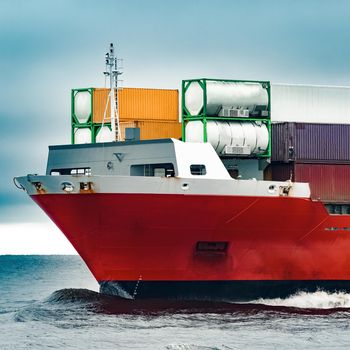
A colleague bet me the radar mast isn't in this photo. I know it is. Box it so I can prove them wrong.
[104,43,123,141]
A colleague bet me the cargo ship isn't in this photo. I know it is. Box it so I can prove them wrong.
[14,44,350,301]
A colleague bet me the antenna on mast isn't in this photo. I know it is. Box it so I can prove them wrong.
[103,43,123,141]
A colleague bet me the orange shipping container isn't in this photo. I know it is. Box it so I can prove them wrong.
[119,121,137,140]
[119,88,179,121]
[119,120,181,140]
[92,88,179,123]
[137,120,181,140]
[93,88,113,124]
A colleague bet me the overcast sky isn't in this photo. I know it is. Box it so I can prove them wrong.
[1,0,350,253]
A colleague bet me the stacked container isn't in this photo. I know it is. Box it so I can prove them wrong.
[269,122,350,208]
[267,83,350,210]
[270,84,350,124]
[71,87,181,144]
[182,78,271,158]
[72,89,94,143]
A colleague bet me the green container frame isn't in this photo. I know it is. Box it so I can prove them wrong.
[71,88,94,144]
[93,123,112,143]
[181,78,272,158]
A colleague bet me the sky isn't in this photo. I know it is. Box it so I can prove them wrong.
[1,0,350,253]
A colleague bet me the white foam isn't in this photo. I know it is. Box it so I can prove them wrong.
[165,345,221,350]
[253,290,350,309]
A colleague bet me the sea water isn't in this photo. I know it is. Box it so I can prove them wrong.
[1,255,350,350]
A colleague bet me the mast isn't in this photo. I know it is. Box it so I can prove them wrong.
[104,43,122,141]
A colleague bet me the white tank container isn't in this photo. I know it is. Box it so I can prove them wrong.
[255,122,270,153]
[185,121,269,155]
[185,81,268,116]
[74,91,91,124]
[95,126,114,143]
[74,128,91,144]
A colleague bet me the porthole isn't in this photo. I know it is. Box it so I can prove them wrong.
[268,185,276,194]
[181,183,189,191]
[61,182,74,193]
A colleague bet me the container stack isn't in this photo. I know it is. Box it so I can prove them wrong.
[71,87,181,144]
[182,78,271,158]
[268,83,350,213]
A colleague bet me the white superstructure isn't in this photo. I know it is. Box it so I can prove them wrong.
[15,138,310,199]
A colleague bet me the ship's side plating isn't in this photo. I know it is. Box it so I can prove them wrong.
[15,139,350,301]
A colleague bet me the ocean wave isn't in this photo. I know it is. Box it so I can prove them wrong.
[45,289,350,314]
[46,288,105,304]
[12,288,350,324]
[252,290,350,309]
[165,345,232,350]
[13,289,100,324]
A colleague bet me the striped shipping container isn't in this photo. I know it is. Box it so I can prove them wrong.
[119,121,138,140]
[92,88,179,123]
[265,162,294,182]
[120,121,181,140]
[119,88,179,121]
[269,162,350,203]
[93,88,113,124]
[272,122,350,163]
[135,120,181,140]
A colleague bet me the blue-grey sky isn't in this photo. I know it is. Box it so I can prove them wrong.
[1,0,350,251]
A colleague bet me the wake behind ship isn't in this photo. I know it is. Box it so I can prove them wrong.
[14,44,350,301]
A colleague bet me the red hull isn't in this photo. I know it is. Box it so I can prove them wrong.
[32,193,350,282]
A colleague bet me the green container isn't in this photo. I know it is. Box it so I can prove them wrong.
[71,88,94,144]
[182,78,271,158]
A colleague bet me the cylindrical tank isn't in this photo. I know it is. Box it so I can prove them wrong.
[240,123,257,153]
[74,128,92,144]
[185,121,269,155]
[254,122,270,153]
[217,122,233,153]
[95,126,115,143]
[185,81,269,116]
[228,122,245,148]
[74,91,91,124]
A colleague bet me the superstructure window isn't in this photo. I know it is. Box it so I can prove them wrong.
[325,204,350,215]
[130,163,175,177]
[190,164,206,175]
[154,168,166,177]
[71,168,85,175]
[50,167,91,176]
